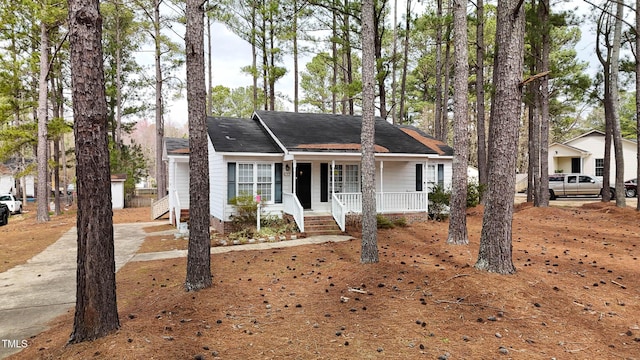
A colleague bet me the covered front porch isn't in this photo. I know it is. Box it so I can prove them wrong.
[281,158,430,233]
[283,191,428,233]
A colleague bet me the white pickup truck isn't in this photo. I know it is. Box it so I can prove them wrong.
[0,193,22,214]
[548,174,614,200]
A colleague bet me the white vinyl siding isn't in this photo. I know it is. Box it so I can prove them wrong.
[209,139,225,220]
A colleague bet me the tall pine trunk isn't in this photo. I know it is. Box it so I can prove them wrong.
[155,0,166,199]
[475,0,488,191]
[185,0,212,291]
[360,0,378,264]
[636,0,640,211]
[475,0,525,274]
[68,0,119,342]
[611,0,625,207]
[36,22,50,223]
[447,0,469,245]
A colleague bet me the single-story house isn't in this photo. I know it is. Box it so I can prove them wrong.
[548,130,637,182]
[163,110,454,234]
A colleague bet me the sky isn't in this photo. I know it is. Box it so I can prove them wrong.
[160,2,603,127]
[162,21,307,126]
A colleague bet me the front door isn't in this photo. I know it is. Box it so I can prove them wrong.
[296,163,312,209]
[571,158,581,173]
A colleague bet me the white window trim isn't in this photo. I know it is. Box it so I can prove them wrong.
[330,163,360,194]
[236,162,275,204]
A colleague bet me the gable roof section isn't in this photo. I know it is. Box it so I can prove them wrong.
[254,110,439,155]
[207,116,283,153]
[398,125,454,156]
[548,142,590,156]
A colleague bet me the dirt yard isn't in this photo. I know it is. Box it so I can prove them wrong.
[2,200,640,359]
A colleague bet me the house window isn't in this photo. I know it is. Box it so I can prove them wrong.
[237,163,254,197]
[231,162,276,203]
[426,164,445,188]
[595,158,604,176]
[329,164,360,194]
[257,164,273,201]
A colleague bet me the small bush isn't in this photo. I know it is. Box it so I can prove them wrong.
[428,184,450,221]
[376,214,395,229]
[466,182,486,208]
[393,217,408,227]
[229,194,261,232]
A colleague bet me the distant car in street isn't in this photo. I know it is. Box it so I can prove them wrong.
[0,194,22,214]
[0,202,8,226]
[625,178,637,197]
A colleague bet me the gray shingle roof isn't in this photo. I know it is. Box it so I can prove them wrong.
[165,138,189,155]
[254,110,440,155]
[170,112,452,157]
[207,116,283,153]
[397,125,454,156]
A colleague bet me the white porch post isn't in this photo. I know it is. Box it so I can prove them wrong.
[331,160,335,195]
[424,161,428,212]
[170,157,176,224]
[293,160,297,194]
[379,160,384,212]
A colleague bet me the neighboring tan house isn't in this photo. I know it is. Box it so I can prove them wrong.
[548,130,637,182]
[161,110,454,234]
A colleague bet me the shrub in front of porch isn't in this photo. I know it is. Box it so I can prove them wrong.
[227,194,299,242]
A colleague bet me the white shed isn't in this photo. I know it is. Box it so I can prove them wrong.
[111,174,127,209]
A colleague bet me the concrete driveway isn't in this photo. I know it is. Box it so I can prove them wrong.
[0,221,353,359]
[0,222,155,359]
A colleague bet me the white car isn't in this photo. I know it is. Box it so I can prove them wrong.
[0,194,22,214]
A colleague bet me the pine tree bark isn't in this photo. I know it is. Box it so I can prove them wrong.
[475,0,488,191]
[636,0,640,211]
[185,0,212,291]
[154,0,166,199]
[434,0,444,141]
[447,0,469,245]
[68,0,119,342]
[475,0,525,274]
[611,0,625,207]
[360,0,378,264]
[36,21,50,223]
[538,0,550,207]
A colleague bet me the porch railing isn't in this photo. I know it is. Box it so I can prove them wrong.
[151,195,169,220]
[333,192,428,214]
[331,193,346,232]
[173,190,182,229]
[283,192,304,232]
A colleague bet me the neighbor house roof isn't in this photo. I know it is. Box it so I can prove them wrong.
[165,138,190,156]
[0,164,11,175]
[207,116,283,154]
[110,173,127,182]
[548,142,591,156]
[253,110,441,155]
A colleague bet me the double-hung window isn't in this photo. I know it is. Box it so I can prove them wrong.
[595,158,604,177]
[329,164,360,194]
[229,162,278,203]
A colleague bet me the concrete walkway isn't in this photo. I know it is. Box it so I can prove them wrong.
[0,221,353,359]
